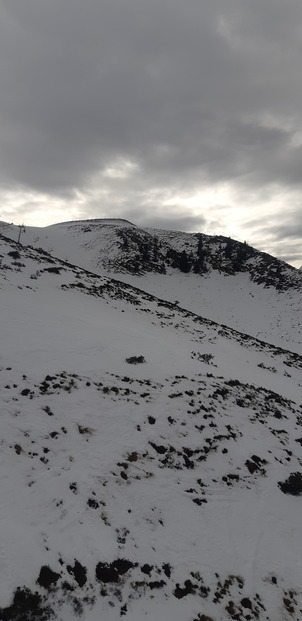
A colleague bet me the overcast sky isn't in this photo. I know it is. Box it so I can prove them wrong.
[1,1,302,267]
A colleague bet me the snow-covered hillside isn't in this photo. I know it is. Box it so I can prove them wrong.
[1,231,302,620]
[1,219,301,353]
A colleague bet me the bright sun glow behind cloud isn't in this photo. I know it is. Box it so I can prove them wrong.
[1,180,301,268]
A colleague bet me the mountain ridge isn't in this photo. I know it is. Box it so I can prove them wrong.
[1,218,300,286]
[1,218,300,353]
[0,231,300,366]
[0,223,302,620]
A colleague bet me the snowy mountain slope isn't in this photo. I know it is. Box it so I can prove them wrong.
[1,219,300,353]
[1,234,302,621]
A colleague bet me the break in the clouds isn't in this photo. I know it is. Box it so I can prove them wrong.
[0,0,302,266]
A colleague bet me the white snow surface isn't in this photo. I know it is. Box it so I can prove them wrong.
[0,224,302,620]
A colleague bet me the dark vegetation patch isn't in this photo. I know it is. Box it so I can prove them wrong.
[282,589,298,615]
[148,580,166,590]
[43,405,53,416]
[221,473,241,487]
[245,455,267,476]
[87,498,99,509]
[7,250,21,260]
[36,566,61,589]
[67,561,87,587]
[125,355,146,364]
[43,267,62,274]
[49,431,59,439]
[127,451,139,462]
[163,563,172,578]
[192,352,216,365]
[95,563,118,584]
[21,388,31,396]
[174,579,198,599]
[257,362,277,373]
[115,228,166,274]
[149,441,168,455]
[241,597,252,609]
[95,560,136,583]
[77,424,93,435]
[192,498,208,506]
[213,575,244,604]
[141,564,153,575]
[0,551,296,621]
[174,573,210,600]
[278,472,302,495]
[0,587,54,621]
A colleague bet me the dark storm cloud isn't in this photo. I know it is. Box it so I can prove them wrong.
[231,204,302,268]
[272,222,302,241]
[142,214,207,232]
[95,203,207,233]
[1,0,302,195]
[256,218,302,264]
[1,0,302,267]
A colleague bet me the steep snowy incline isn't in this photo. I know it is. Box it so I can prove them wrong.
[1,235,302,620]
[116,269,302,355]
[0,219,301,354]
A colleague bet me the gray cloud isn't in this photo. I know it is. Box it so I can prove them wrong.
[0,1,302,265]
[89,202,207,233]
[272,222,302,241]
